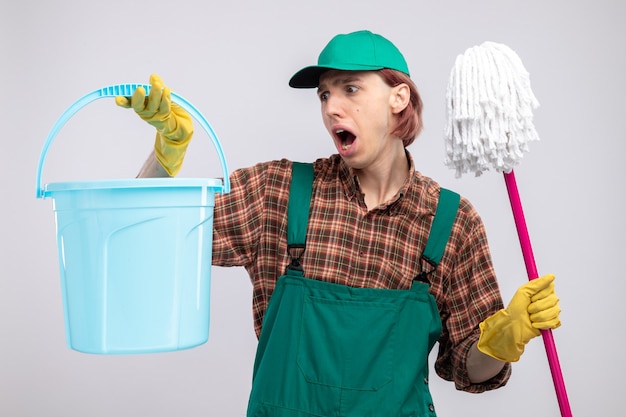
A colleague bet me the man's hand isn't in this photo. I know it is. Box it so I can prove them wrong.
[478,274,561,362]
[116,74,193,176]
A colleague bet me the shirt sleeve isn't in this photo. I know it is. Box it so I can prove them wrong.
[211,162,269,268]
[433,198,512,392]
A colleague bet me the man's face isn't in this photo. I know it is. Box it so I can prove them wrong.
[317,70,401,170]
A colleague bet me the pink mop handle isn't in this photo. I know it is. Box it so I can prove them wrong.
[503,170,572,417]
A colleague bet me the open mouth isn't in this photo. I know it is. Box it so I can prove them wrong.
[335,129,356,150]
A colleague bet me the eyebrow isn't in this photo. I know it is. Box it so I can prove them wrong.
[318,75,364,93]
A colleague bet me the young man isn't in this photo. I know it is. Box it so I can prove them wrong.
[119,30,560,417]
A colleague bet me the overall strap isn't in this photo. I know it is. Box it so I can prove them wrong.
[285,165,458,277]
[422,188,461,267]
[286,162,314,274]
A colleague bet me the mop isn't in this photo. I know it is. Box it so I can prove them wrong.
[444,42,572,417]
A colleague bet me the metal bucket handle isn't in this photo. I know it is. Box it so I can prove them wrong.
[36,83,230,198]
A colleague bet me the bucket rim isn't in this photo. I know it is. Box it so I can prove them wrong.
[42,177,223,197]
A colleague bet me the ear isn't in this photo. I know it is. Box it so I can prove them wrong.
[390,83,410,114]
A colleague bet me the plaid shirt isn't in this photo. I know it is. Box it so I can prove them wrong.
[212,152,510,393]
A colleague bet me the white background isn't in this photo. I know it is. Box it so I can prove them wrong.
[2,1,624,416]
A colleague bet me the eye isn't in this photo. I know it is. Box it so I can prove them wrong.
[318,91,329,101]
[346,85,359,93]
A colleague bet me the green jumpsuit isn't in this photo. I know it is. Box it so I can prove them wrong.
[247,163,459,417]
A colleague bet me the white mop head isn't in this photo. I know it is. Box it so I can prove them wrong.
[444,42,540,177]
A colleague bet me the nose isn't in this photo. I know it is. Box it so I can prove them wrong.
[323,94,344,119]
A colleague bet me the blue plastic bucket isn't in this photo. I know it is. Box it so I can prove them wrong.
[36,84,230,354]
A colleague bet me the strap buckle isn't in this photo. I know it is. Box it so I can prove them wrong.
[413,256,436,285]
[286,244,306,274]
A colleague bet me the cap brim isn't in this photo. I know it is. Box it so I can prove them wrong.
[289,66,332,89]
[289,63,387,88]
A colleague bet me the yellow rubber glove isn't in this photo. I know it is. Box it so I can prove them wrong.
[115,74,193,176]
[477,274,561,362]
